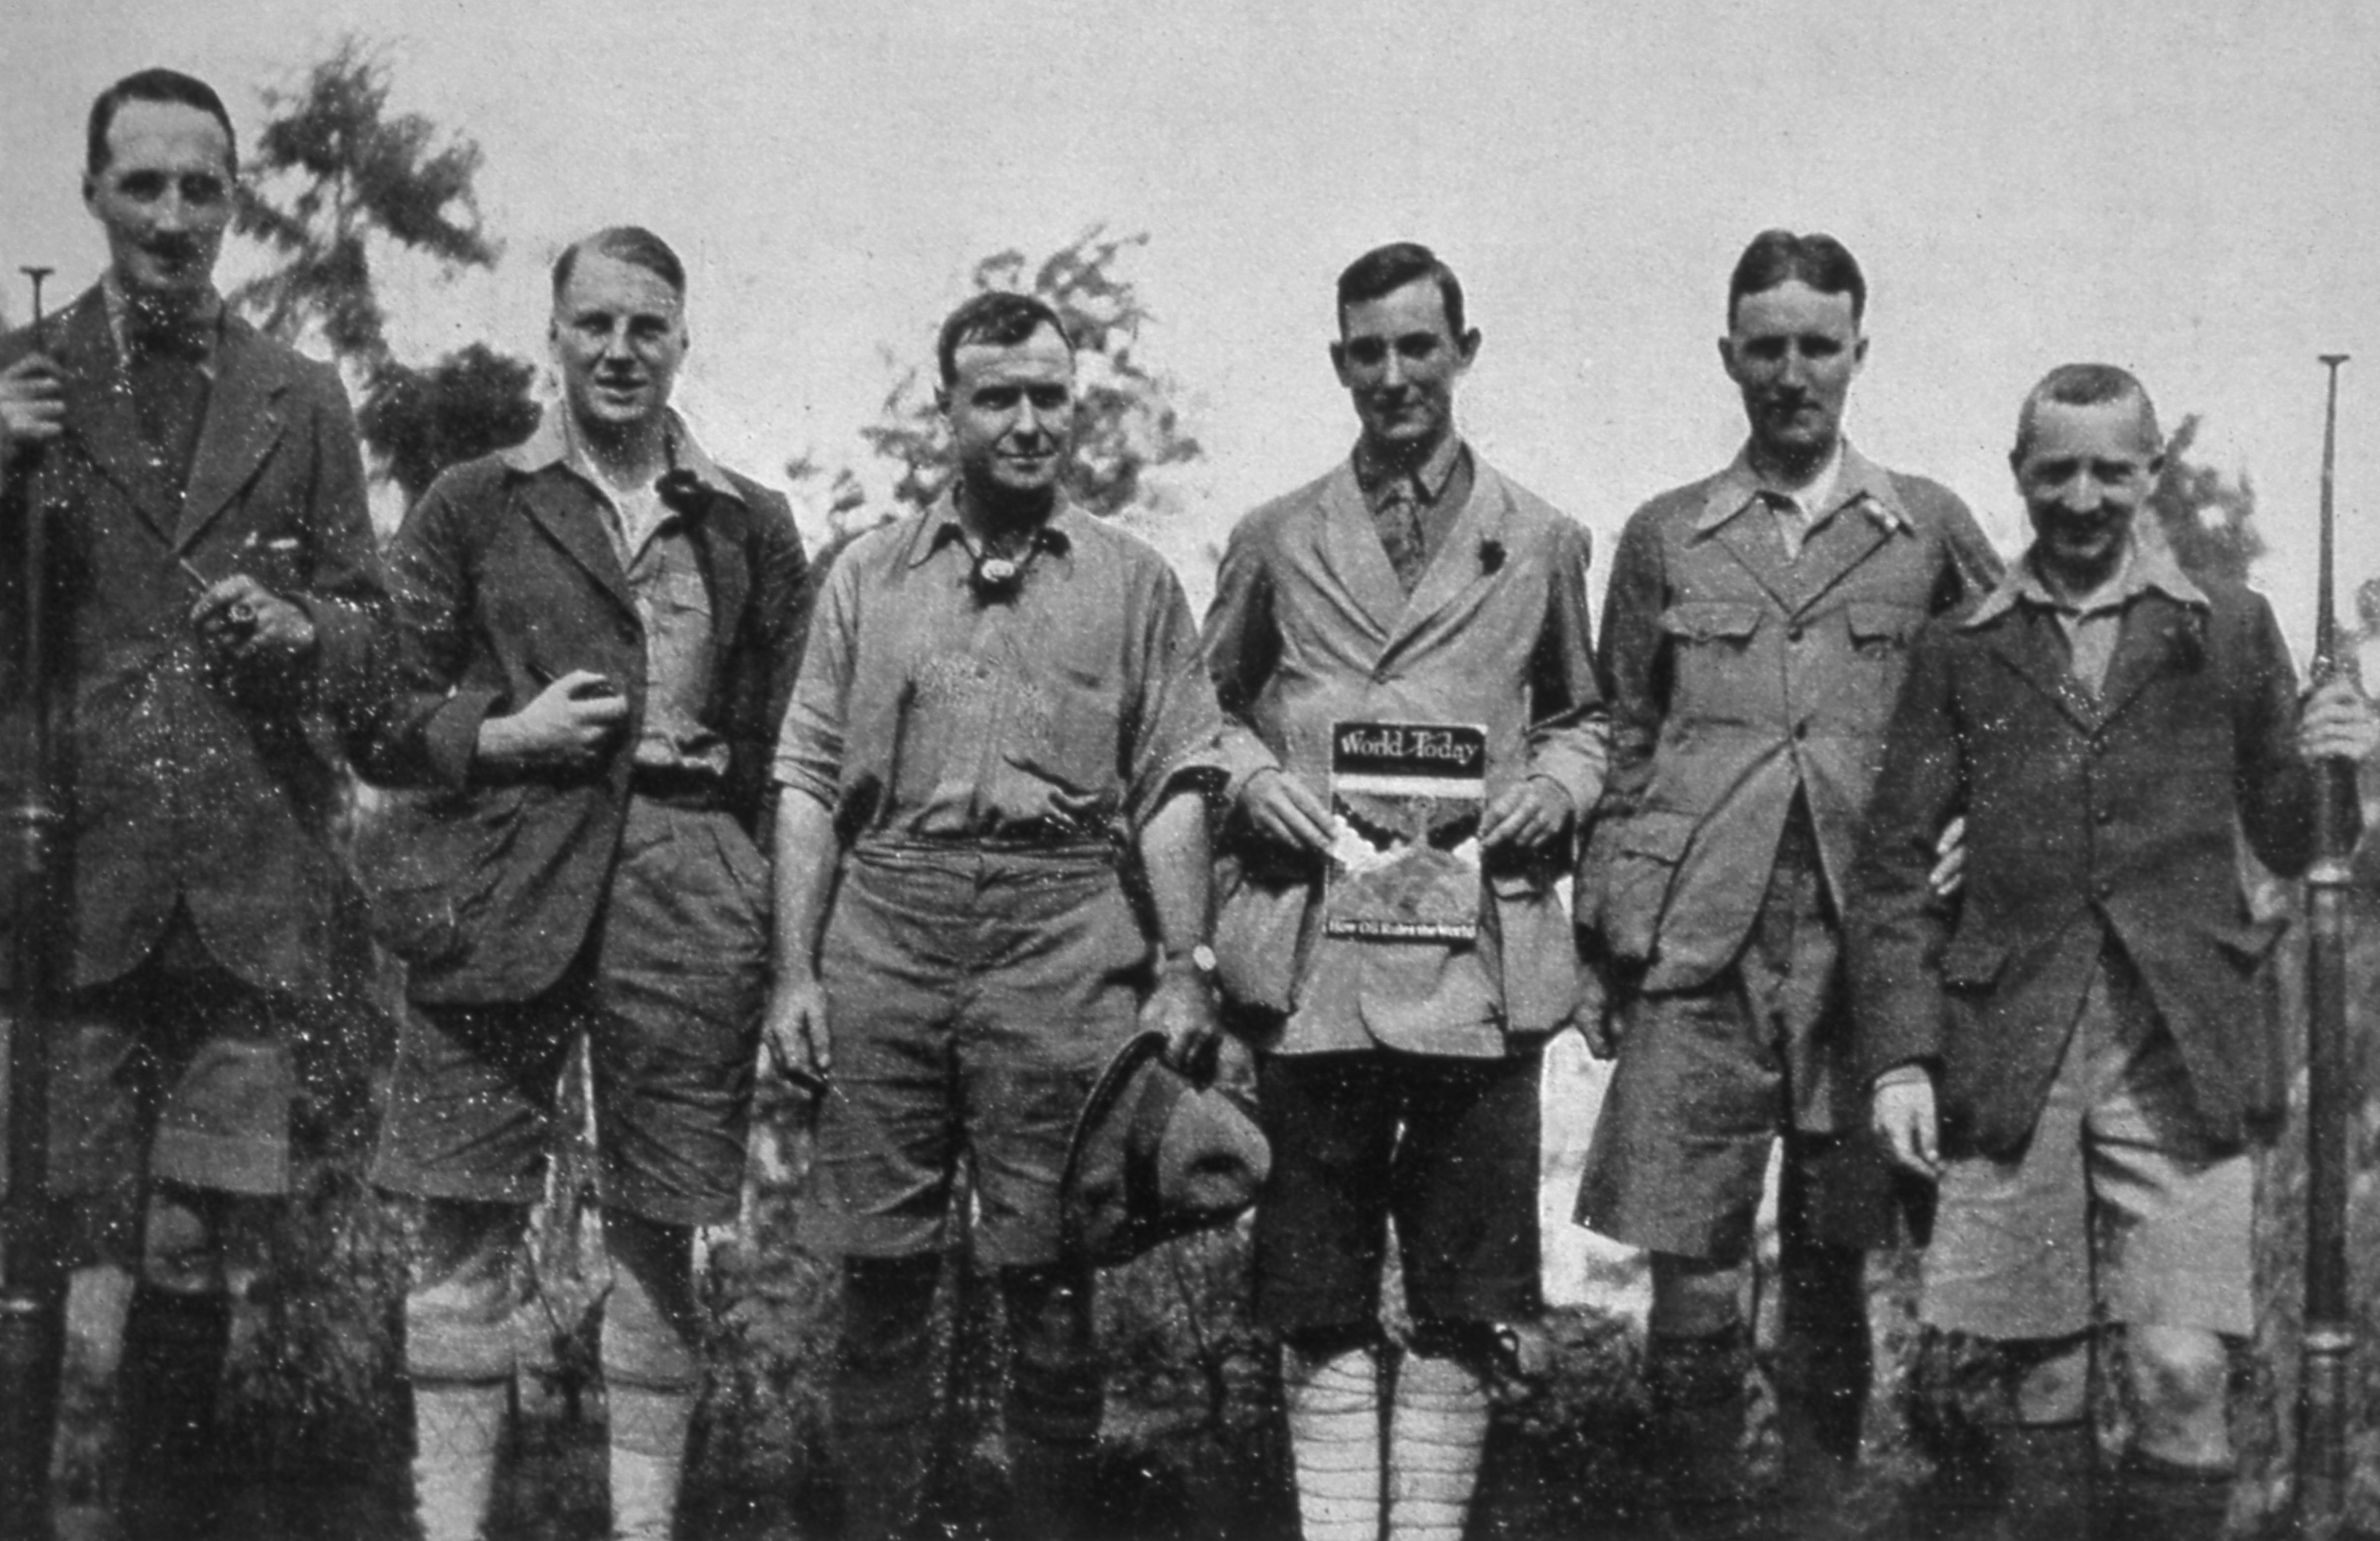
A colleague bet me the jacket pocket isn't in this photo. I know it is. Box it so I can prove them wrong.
[1600,808,1698,964]
[1846,600,1924,652]
[1660,600,1762,646]
[2206,915,2289,969]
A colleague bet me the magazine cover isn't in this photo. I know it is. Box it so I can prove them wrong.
[1322,720,1488,942]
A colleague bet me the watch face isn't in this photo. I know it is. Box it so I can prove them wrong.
[1191,944,1218,976]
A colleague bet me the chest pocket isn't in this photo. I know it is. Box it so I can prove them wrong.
[1660,601,1763,647]
[1845,600,1923,655]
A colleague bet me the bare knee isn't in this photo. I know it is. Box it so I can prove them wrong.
[2127,1325,2231,1467]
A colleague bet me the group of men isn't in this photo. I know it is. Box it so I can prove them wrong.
[1,62,2375,1541]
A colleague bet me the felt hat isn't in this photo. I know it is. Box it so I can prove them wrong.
[1060,1032,1270,1265]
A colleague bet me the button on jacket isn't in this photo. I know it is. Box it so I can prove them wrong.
[1580,443,2001,994]
[1850,554,2327,1158]
[1204,449,1606,1055]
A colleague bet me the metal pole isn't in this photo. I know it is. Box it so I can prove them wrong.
[2298,352,2361,1541]
[0,265,64,1541]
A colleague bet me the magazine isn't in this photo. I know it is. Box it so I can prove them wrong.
[1321,720,1487,942]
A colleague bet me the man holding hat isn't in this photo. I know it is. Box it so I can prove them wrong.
[766,290,1227,1541]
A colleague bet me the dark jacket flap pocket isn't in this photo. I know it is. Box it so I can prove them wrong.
[1939,930,2009,988]
[1846,601,1924,643]
[1660,601,1762,644]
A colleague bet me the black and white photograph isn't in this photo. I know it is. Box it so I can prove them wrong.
[3,3,2378,1537]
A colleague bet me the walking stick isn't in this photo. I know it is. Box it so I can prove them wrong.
[0,265,64,1541]
[2297,352,2362,1540]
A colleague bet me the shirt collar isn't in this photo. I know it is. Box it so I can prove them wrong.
[1695,439,1909,536]
[1352,431,1467,507]
[501,407,743,504]
[907,488,1081,569]
[1963,527,2207,629]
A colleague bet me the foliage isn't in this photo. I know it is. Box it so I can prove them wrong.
[798,227,1202,545]
[2150,414,2265,587]
[232,38,537,506]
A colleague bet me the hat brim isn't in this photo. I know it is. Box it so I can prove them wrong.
[1060,1029,1169,1209]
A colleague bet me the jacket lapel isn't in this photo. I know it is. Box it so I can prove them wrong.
[52,289,181,540]
[1708,502,1802,613]
[692,489,751,676]
[174,320,290,551]
[1314,462,1404,644]
[519,474,637,622]
[2095,592,2198,726]
[1386,461,1511,653]
[1776,507,1893,616]
[1982,606,2099,732]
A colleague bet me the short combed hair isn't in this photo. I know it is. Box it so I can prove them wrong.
[88,68,236,176]
[1336,242,1467,339]
[1728,229,1866,327]
[2011,362,2164,465]
[551,226,688,302]
[936,291,1073,386]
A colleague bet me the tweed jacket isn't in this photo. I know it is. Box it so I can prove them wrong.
[361,416,809,1004]
[1848,559,2323,1158]
[0,287,385,996]
[1204,449,1605,1055]
[1578,443,2000,994]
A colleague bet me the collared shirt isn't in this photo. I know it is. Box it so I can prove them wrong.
[1964,530,2208,696]
[773,491,1223,843]
[504,409,740,777]
[1695,439,1905,552]
[1352,431,1474,583]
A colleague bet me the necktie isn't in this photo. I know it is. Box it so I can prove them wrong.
[125,313,212,500]
[1375,477,1428,593]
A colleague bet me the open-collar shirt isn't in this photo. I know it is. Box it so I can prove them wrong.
[774,490,1223,844]
[505,408,744,776]
[1965,529,2207,696]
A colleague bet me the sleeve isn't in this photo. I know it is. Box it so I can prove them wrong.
[1121,562,1227,831]
[1200,514,1287,804]
[1571,508,1666,927]
[771,546,862,817]
[730,488,813,828]
[1521,516,1608,814]
[1845,617,1969,1084]
[2232,593,2333,878]
[289,360,391,746]
[360,468,507,792]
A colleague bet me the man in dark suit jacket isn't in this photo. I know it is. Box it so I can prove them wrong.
[1853,363,2377,1537]
[0,66,385,1537]
[363,226,808,1541]
[1573,231,1999,1533]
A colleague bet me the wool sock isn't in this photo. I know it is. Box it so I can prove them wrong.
[1282,1341,1382,1541]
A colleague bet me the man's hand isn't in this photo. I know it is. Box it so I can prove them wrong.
[2301,677,2380,764]
[1238,765,1332,852]
[0,354,65,462]
[475,668,628,772]
[1872,1070,1941,1179]
[761,971,832,1095]
[1481,775,1572,856]
[190,574,316,673]
[1572,954,1620,1059]
[1143,962,1223,1074]
[1928,816,1967,900]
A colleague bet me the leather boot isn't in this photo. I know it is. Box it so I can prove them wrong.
[114,1287,231,1541]
[1646,1327,1757,1539]
[2098,1449,2230,1541]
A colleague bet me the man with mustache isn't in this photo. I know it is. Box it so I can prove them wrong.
[0,66,387,1538]
[363,226,809,1541]
[1853,364,2377,1538]
[767,290,1225,1541]
[1202,242,1605,1541]
[1573,230,2001,1534]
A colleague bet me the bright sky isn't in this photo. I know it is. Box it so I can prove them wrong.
[6,0,2377,644]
